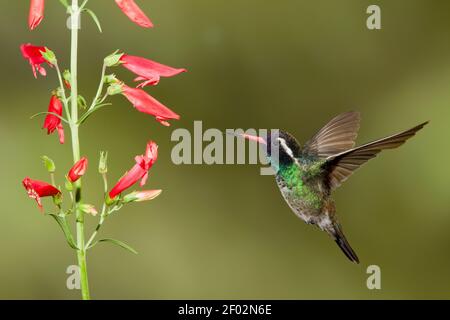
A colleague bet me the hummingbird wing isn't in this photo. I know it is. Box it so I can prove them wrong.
[323,121,428,190]
[302,111,361,158]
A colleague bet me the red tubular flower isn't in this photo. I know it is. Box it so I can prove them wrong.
[20,43,52,78]
[120,54,186,88]
[109,141,158,199]
[28,0,45,30]
[68,157,88,183]
[122,85,180,126]
[43,95,65,144]
[22,177,61,211]
[115,0,153,28]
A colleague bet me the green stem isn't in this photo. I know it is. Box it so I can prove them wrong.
[70,0,90,300]
[88,63,106,112]
[55,63,71,121]
[85,173,108,249]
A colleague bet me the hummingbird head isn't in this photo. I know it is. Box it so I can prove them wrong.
[265,130,301,168]
[236,130,301,170]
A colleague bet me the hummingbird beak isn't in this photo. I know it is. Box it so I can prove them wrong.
[226,132,267,145]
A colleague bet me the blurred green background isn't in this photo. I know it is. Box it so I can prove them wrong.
[0,0,449,299]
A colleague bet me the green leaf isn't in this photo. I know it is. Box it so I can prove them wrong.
[49,214,78,250]
[92,238,138,254]
[59,0,69,9]
[30,111,69,124]
[84,9,102,33]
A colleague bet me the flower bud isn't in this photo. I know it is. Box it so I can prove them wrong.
[104,74,119,84]
[79,204,98,216]
[68,157,88,183]
[41,156,56,173]
[123,190,162,203]
[53,192,63,207]
[78,95,87,109]
[63,70,71,89]
[98,151,108,174]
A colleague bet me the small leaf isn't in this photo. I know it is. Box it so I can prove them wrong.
[59,0,69,9]
[84,9,103,33]
[93,238,138,254]
[49,214,78,250]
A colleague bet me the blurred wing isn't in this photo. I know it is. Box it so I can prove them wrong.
[302,111,361,158]
[324,121,428,190]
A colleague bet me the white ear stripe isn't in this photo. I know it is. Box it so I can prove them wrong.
[277,138,294,158]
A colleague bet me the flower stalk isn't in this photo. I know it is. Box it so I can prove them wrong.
[21,0,184,300]
[67,0,90,300]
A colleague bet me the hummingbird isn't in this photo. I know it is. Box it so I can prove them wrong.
[241,112,427,263]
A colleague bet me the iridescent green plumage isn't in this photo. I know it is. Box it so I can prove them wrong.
[279,162,324,210]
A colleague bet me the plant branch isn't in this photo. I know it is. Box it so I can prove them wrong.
[85,173,108,250]
[55,63,71,121]
[87,63,107,112]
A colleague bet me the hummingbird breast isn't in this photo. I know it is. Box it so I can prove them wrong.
[275,162,333,226]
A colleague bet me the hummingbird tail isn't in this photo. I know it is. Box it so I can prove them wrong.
[332,223,360,264]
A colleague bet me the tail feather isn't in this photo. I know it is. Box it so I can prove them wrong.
[332,223,359,264]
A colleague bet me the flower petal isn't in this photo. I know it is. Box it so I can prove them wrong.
[115,0,153,28]
[122,85,180,126]
[29,0,45,30]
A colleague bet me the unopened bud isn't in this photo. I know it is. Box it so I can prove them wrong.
[104,74,119,84]
[41,156,56,173]
[123,190,162,204]
[79,204,98,216]
[63,70,71,88]
[53,193,63,207]
[98,151,108,174]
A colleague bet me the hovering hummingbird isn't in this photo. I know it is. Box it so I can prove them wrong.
[241,112,427,263]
